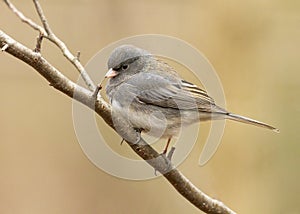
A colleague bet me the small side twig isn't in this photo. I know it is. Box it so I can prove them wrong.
[1,43,9,51]
[76,51,81,61]
[92,84,102,99]
[34,33,43,53]
[4,0,96,91]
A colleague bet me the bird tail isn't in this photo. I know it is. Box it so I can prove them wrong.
[226,113,279,133]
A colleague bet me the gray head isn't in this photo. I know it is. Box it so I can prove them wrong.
[105,45,152,97]
[107,45,150,70]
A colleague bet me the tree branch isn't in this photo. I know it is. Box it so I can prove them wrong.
[0,2,236,213]
[32,0,52,35]
[3,0,46,35]
[4,0,95,91]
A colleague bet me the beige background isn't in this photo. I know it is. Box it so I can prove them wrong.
[0,0,299,213]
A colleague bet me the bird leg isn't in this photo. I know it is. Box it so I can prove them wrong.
[154,138,175,176]
[162,137,172,154]
[163,137,176,161]
[167,146,176,161]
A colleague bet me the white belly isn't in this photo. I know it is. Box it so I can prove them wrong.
[111,100,205,139]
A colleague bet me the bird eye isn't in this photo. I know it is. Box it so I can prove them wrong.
[122,64,129,70]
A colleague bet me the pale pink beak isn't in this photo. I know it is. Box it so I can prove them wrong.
[105,68,118,78]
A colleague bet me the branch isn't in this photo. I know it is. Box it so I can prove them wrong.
[3,0,46,35]
[32,0,95,91]
[3,0,95,91]
[1,2,236,213]
[32,0,52,35]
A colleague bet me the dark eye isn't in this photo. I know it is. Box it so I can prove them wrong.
[122,64,129,70]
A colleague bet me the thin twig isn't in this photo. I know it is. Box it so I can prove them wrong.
[4,0,96,91]
[3,0,47,36]
[32,0,96,91]
[92,84,102,99]
[76,51,81,61]
[32,0,52,35]
[1,43,9,51]
[34,32,43,52]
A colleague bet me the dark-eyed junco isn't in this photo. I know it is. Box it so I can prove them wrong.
[104,45,278,153]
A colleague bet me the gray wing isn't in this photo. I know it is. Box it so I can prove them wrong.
[125,72,220,112]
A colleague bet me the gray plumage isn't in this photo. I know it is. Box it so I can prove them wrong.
[105,45,279,139]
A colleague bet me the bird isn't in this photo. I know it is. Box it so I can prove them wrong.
[104,44,279,154]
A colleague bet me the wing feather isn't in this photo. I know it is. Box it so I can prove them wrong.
[125,72,217,111]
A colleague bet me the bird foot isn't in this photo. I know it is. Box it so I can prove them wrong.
[154,146,176,176]
[166,146,176,161]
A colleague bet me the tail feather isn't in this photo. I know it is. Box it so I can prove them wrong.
[227,113,279,133]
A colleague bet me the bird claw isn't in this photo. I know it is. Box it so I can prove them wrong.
[154,146,176,176]
[167,146,176,161]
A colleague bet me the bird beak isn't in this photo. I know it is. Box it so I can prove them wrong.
[105,68,118,78]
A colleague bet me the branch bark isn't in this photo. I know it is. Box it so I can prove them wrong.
[0,1,236,213]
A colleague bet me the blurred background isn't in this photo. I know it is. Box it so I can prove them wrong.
[0,0,299,213]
